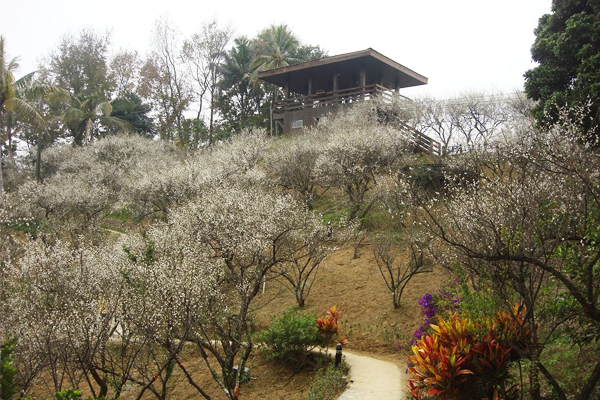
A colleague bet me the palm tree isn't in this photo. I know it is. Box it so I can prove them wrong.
[1,36,66,196]
[250,25,300,135]
[251,25,300,78]
[62,92,131,145]
[219,37,259,129]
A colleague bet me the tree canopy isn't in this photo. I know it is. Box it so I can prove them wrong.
[524,0,600,135]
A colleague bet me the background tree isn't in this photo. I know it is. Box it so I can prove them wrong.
[524,0,600,135]
[182,20,231,145]
[251,24,300,132]
[110,92,154,137]
[61,93,129,145]
[139,18,190,143]
[217,36,266,133]
[252,25,300,75]
[411,93,512,155]
[49,29,112,99]
[109,49,140,97]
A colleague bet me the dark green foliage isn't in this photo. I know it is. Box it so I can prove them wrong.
[258,307,326,367]
[403,163,446,193]
[524,0,600,135]
[290,44,327,63]
[0,337,17,400]
[217,37,269,133]
[110,92,154,137]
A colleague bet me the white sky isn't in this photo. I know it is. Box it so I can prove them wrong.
[4,0,551,99]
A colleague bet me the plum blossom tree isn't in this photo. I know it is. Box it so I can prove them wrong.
[314,99,412,220]
[3,240,127,397]
[263,129,325,208]
[162,183,319,399]
[274,216,352,308]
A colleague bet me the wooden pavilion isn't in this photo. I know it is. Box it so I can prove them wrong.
[257,48,438,154]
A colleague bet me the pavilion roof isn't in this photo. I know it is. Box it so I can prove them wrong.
[257,48,427,95]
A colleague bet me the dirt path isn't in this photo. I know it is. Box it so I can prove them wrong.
[338,350,406,400]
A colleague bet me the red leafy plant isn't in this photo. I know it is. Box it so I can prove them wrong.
[317,306,341,349]
[407,305,530,400]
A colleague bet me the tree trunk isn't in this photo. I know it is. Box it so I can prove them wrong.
[538,362,567,400]
[0,150,4,198]
[209,65,217,146]
[392,289,400,309]
[577,358,600,400]
[89,367,108,398]
[529,350,542,400]
[295,289,305,308]
[36,133,43,182]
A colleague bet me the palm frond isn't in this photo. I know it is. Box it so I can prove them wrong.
[97,101,113,117]
[14,71,36,90]
[3,97,44,126]
[62,107,86,125]
[99,115,132,133]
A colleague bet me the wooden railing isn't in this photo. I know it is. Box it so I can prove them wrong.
[273,84,405,114]
[408,124,441,155]
[273,84,440,155]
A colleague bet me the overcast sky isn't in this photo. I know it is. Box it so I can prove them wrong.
[4,0,551,99]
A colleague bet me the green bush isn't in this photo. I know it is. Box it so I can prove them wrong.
[1,337,17,400]
[257,307,326,366]
[54,390,83,400]
[306,361,348,400]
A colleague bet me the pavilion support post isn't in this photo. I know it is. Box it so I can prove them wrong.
[359,68,366,99]
[333,73,339,103]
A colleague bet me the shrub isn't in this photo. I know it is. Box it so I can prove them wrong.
[316,306,341,349]
[258,308,325,367]
[1,337,17,400]
[407,308,527,400]
[305,360,348,400]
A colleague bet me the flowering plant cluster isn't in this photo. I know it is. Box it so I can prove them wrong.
[410,278,461,345]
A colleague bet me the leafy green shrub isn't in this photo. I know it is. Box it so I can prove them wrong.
[53,389,113,400]
[257,307,325,366]
[54,390,83,400]
[306,360,348,400]
[1,337,17,400]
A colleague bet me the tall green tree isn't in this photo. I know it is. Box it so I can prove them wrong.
[524,0,600,135]
[50,29,113,99]
[110,92,154,137]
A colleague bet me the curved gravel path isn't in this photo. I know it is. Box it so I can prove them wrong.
[337,350,405,400]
